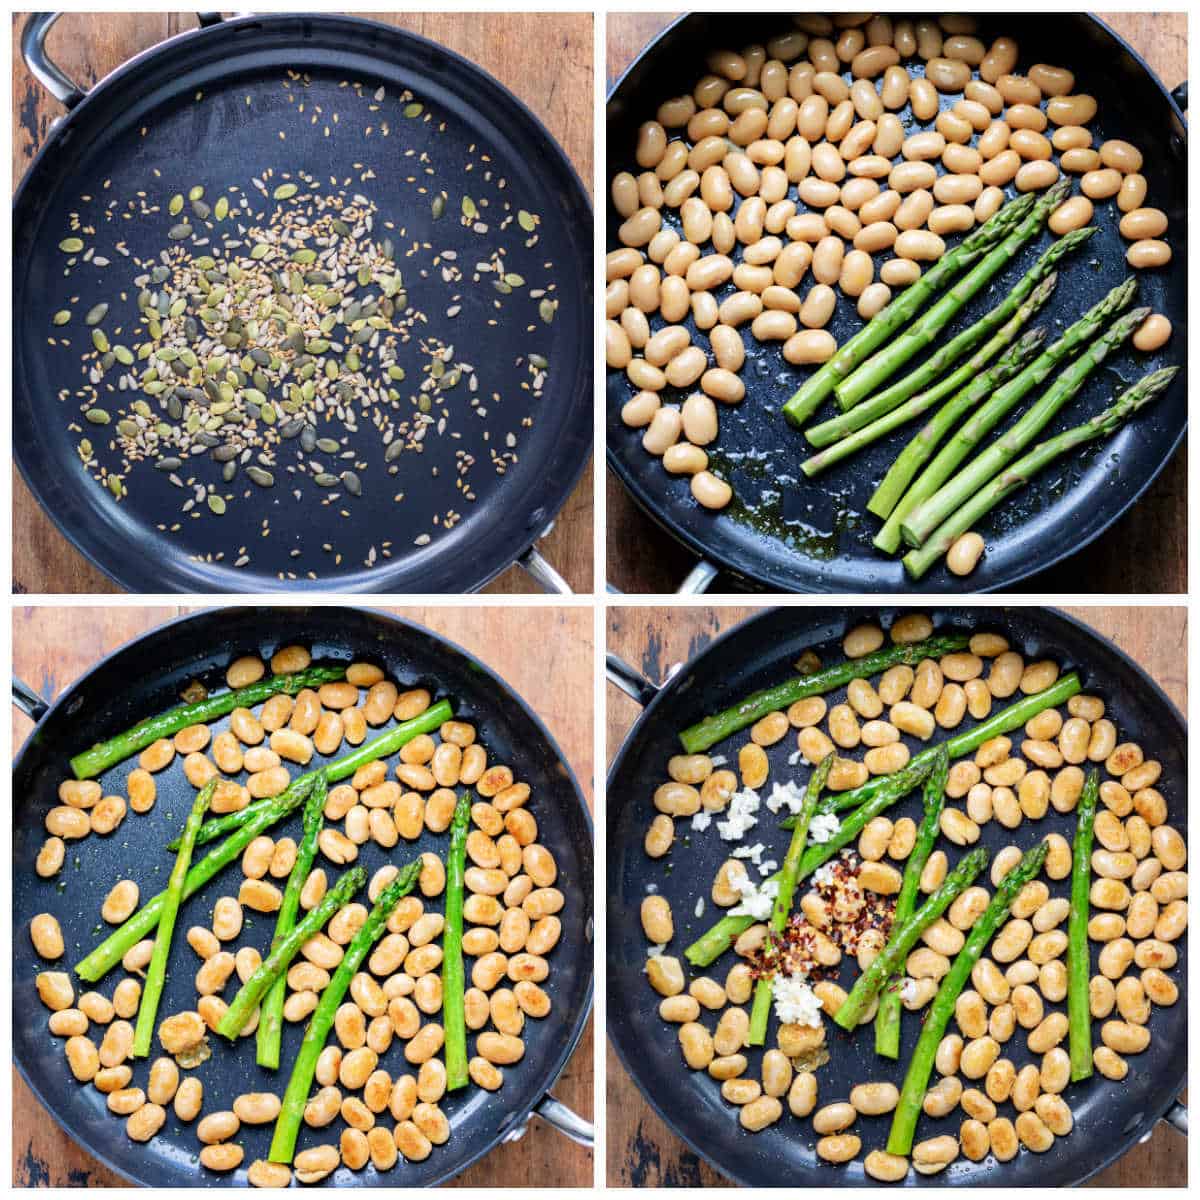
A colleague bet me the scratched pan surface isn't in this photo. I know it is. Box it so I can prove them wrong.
[13,607,593,1188]
[606,14,1187,592]
[14,13,592,593]
[607,607,1186,1185]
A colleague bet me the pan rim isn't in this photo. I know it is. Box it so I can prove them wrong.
[604,12,1187,594]
[13,12,593,595]
[605,605,1186,1186]
[13,603,594,1188]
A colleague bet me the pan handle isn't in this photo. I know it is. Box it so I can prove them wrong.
[606,654,659,708]
[21,13,228,110]
[1171,81,1187,110]
[20,14,86,110]
[12,676,51,723]
[678,559,719,594]
[1161,1099,1187,1136]
[531,1094,595,1147]
[516,545,573,594]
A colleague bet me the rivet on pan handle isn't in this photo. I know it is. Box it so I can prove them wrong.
[605,655,660,708]
[12,676,51,723]
[502,1094,594,1148]
[678,559,719,594]
[517,544,573,594]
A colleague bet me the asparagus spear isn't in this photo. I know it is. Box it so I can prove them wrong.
[887,841,1049,1157]
[781,192,1037,427]
[1068,770,1099,1082]
[872,276,1140,552]
[747,755,835,1047]
[833,181,1074,411]
[219,866,367,1042]
[257,771,328,1069]
[75,775,318,983]
[269,860,423,1164]
[873,746,950,1057]
[684,673,1081,969]
[685,754,938,969]
[837,842,987,1032]
[678,633,969,754]
[801,329,1045,479]
[902,368,1178,580]
[131,780,215,1058]
[443,793,473,1090]
[169,699,453,850]
[805,268,1057,452]
[900,300,1150,548]
[69,666,346,779]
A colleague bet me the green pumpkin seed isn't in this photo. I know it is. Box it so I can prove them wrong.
[168,194,184,216]
[431,194,446,219]
[188,185,205,201]
[404,102,424,118]
[59,237,84,254]
[52,310,71,326]
[341,471,362,496]
[539,299,557,324]
[85,408,110,425]
[246,466,275,487]
[274,183,299,200]
[313,473,339,487]
[504,273,525,288]
[168,223,193,240]
[529,353,549,369]
[85,303,109,326]
[461,196,477,219]
[107,475,123,498]
[113,345,134,366]
[91,329,110,353]
[518,210,537,232]
[207,494,226,515]
[214,196,229,221]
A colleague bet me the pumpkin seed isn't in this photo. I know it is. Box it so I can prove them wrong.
[273,183,298,200]
[168,194,184,216]
[539,299,557,324]
[85,303,109,326]
[246,466,275,487]
[52,310,71,326]
[59,237,84,254]
[85,408,110,425]
[404,102,423,118]
[91,330,110,353]
[340,471,362,496]
[207,494,227,515]
[462,196,477,219]
[517,210,537,232]
[214,196,229,221]
[431,194,446,219]
[168,223,193,240]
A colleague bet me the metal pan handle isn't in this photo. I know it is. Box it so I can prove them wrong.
[21,13,226,110]
[12,676,51,723]
[517,545,573,594]
[606,654,659,708]
[678,559,719,594]
[502,1093,594,1148]
[1161,1099,1187,1136]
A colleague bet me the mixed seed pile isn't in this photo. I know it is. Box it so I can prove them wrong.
[640,615,1186,1180]
[47,75,557,577]
[32,645,564,1185]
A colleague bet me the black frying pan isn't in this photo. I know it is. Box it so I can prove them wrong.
[15,12,592,593]
[13,606,593,1187]
[606,607,1186,1185]
[606,15,1187,593]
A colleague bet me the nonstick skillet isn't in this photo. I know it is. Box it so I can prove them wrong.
[606,607,1186,1185]
[606,14,1187,593]
[13,606,593,1187]
[15,12,592,593]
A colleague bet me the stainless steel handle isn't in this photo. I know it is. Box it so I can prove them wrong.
[517,545,572,594]
[1162,1099,1187,1136]
[605,654,659,708]
[13,676,51,723]
[678,559,719,594]
[532,1095,594,1147]
[21,14,85,109]
[21,13,228,110]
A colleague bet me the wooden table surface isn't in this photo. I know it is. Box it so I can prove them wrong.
[606,604,1186,1186]
[12,605,594,1187]
[605,13,1187,595]
[11,11,594,595]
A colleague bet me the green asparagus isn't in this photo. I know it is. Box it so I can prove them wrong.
[679,633,969,754]
[781,192,1037,427]
[269,860,423,1164]
[747,754,834,1046]
[685,754,938,969]
[801,329,1045,479]
[872,276,1140,553]
[75,775,318,982]
[257,771,328,1068]
[834,180,1074,411]
[685,673,1081,969]
[873,746,950,1058]
[169,699,454,850]
[901,300,1150,548]
[219,865,367,1041]
[839,842,986,1032]
[887,841,1049,1157]
[804,269,1057,452]
[132,780,215,1058]
[902,367,1178,579]
[1069,770,1099,1082]
[70,666,346,779]
[443,793,472,1090]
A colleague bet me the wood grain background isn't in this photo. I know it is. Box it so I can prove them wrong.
[606,604,1186,1186]
[605,13,1187,595]
[11,11,594,595]
[12,604,594,1187]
